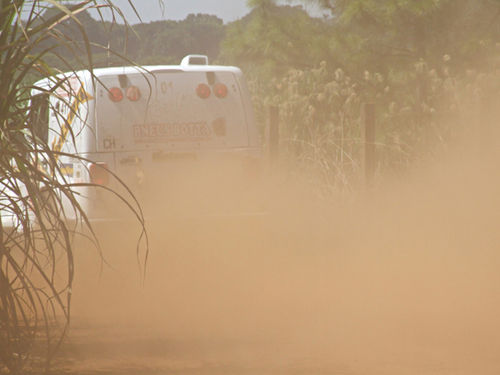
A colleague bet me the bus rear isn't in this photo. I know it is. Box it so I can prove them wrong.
[86,62,262,220]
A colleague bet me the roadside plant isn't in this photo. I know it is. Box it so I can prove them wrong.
[0,1,148,373]
[250,49,500,194]
[251,62,382,194]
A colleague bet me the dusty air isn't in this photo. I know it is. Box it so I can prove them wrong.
[2,1,500,375]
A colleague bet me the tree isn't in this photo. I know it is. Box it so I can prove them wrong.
[0,1,147,373]
[136,14,225,65]
[34,10,226,68]
[302,0,500,73]
[220,1,331,78]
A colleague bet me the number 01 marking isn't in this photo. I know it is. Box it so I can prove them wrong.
[161,82,168,94]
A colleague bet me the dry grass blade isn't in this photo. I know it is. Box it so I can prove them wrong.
[0,1,149,374]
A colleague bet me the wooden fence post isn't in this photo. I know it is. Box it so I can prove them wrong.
[364,103,376,186]
[269,106,279,163]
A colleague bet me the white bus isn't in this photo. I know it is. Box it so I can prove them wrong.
[30,55,261,222]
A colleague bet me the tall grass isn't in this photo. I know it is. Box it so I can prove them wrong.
[250,49,500,194]
[0,1,147,373]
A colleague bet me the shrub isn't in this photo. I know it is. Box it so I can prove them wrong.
[0,1,146,373]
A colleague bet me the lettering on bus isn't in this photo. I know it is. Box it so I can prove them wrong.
[133,122,212,142]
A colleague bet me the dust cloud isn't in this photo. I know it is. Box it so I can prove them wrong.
[64,109,500,374]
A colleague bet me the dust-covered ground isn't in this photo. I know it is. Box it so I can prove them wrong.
[55,123,500,375]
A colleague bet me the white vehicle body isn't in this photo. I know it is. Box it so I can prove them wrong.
[31,55,261,222]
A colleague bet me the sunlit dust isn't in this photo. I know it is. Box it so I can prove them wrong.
[62,102,500,375]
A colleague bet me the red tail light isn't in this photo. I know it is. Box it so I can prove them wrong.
[109,87,123,102]
[214,83,228,98]
[196,83,211,99]
[126,86,141,101]
[89,162,109,186]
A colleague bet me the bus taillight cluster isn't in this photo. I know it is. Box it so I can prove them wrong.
[108,86,141,102]
[196,83,228,99]
[109,82,228,102]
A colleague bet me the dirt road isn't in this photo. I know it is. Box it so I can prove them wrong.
[55,151,500,375]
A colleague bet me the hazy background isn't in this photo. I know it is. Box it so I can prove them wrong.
[90,0,324,23]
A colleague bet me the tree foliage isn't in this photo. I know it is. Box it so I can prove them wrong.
[34,9,225,68]
[220,2,331,76]
[127,13,224,65]
[227,0,500,189]
[305,0,500,73]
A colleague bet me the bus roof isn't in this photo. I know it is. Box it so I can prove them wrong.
[34,63,242,89]
[32,53,244,91]
[90,64,242,77]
